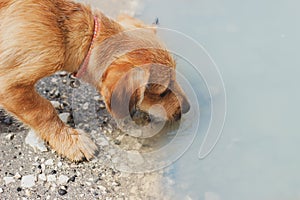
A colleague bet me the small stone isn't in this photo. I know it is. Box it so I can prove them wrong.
[50,101,60,109]
[17,187,22,192]
[3,177,15,185]
[59,71,68,77]
[93,96,102,101]
[45,159,54,166]
[0,188,3,193]
[85,182,92,186]
[82,102,89,110]
[68,175,76,183]
[47,175,56,182]
[57,175,69,185]
[51,78,58,83]
[57,162,63,168]
[25,130,48,152]
[14,172,22,179]
[58,189,67,196]
[21,175,36,188]
[98,185,107,192]
[3,117,13,125]
[70,79,80,88]
[5,133,14,140]
[25,189,31,197]
[41,164,46,172]
[59,113,70,123]
[99,102,106,109]
[38,174,47,182]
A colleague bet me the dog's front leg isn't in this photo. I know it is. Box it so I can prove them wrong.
[0,85,98,161]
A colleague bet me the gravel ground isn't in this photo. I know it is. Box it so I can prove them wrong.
[0,72,168,200]
[0,1,173,199]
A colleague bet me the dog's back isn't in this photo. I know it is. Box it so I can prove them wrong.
[0,0,9,9]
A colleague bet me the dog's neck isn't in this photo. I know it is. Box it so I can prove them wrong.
[59,2,123,82]
[57,2,95,73]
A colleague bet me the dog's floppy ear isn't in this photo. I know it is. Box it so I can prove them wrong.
[146,64,173,95]
[110,67,150,119]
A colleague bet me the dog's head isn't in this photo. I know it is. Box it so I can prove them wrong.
[91,14,190,125]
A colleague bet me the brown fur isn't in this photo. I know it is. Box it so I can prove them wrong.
[0,0,189,161]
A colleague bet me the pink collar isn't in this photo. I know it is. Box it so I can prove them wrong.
[75,16,100,78]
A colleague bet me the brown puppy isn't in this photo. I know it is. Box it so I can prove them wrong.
[0,0,190,161]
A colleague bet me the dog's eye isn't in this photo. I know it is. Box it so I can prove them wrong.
[160,89,170,98]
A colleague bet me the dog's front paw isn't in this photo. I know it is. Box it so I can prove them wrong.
[49,128,98,162]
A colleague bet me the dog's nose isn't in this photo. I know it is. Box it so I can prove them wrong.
[181,99,190,114]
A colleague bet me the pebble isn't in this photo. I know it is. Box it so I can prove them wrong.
[41,164,46,172]
[58,188,68,196]
[45,159,54,166]
[98,185,107,193]
[0,188,3,193]
[50,101,60,109]
[68,175,76,183]
[59,71,68,77]
[99,102,106,109]
[5,133,14,140]
[3,117,13,125]
[51,78,58,83]
[25,130,48,152]
[59,113,70,123]
[82,102,89,110]
[46,175,56,182]
[14,172,22,179]
[57,175,69,185]
[3,177,15,185]
[38,174,47,182]
[70,79,80,88]
[25,189,31,197]
[57,162,63,168]
[21,175,36,188]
